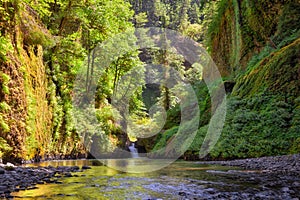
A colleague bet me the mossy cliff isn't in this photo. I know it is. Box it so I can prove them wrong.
[208,0,299,77]
[155,0,300,160]
[0,2,83,163]
[194,0,300,159]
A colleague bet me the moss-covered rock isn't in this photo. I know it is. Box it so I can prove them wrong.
[180,0,300,160]
[0,2,83,163]
[233,38,300,97]
[208,0,297,77]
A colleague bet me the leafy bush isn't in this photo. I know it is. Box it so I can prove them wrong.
[0,137,12,158]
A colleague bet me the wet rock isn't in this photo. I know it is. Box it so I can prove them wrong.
[71,166,80,171]
[292,181,300,187]
[63,172,73,177]
[178,191,186,196]
[92,184,100,187]
[82,165,91,170]
[0,185,7,189]
[55,181,63,184]
[281,187,290,192]
[205,188,216,194]
[0,164,91,198]
[37,181,44,184]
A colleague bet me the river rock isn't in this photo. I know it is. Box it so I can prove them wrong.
[281,187,290,192]
[82,165,91,170]
[0,165,90,198]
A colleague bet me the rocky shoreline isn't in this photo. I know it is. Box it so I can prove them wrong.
[197,153,300,175]
[1,154,300,199]
[0,163,91,199]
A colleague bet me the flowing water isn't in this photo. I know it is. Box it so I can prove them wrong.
[128,143,139,158]
[12,159,300,199]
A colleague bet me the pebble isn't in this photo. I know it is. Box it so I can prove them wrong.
[281,187,290,192]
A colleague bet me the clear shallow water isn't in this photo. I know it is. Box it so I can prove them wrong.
[12,159,280,199]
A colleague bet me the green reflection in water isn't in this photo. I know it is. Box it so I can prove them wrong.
[14,159,243,200]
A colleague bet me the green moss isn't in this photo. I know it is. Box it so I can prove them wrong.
[25,30,53,47]
[207,0,229,38]
[0,102,11,111]
[274,2,300,46]
[231,0,242,70]
[0,116,10,133]
[207,94,294,159]
[152,126,179,151]
[207,0,291,75]
[0,137,12,158]
[0,34,13,62]
[21,10,53,48]
[233,38,300,97]
[0,72,11,94]
[206,0,229,52]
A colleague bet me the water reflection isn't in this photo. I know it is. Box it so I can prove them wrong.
[15,159,255,200]
[13,158,300,200]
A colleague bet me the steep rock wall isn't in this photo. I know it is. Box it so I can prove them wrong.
[0,2,83,163]
[208,0,293,77]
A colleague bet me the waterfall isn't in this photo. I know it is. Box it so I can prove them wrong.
[128,143,139,158]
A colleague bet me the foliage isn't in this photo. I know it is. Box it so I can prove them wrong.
[43,0,134,156]
[209,94,295,159]
[0,72,11,135]
[234,38,300,97]
[0,115,10,133]
[152,126,179,151]
[0,34,12,62]
[23,0,53,17]
[0,71,10,95]
[0,137,12,158]
[273,2,300,47]
[206,0,228,38]
[134,12,148,27]
[207,0,295,76]
[183,93,299,160]
[0,101,10,111]
[0,0,136,162]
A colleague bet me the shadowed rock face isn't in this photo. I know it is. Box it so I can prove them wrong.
[224,81,235,94]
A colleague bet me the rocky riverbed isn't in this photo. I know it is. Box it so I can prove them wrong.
[2,154,300,199]
[0,163,91,199]
[198,153,300,175]
[184,154,300,199]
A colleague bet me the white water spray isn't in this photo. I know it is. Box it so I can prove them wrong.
[128,143,139,158]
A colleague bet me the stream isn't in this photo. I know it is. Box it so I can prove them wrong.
[12,159,300,199]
